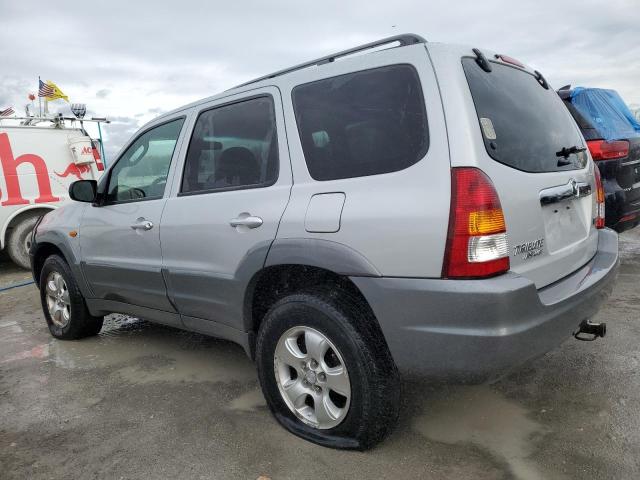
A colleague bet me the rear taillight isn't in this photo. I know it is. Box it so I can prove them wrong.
[594,164,606,229]
[587,140,629,161]
[443,168,510,279]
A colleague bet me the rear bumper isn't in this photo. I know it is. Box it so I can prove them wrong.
[351,228,619,381]
[601,166,640,232]
[614,216,640,233]
[611,196,640,233]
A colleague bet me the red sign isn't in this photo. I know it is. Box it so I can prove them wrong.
[56,163,91,180]
[0,133,61,206]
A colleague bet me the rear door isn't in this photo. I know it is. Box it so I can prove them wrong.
[459,54,598,288]
[160,89,291,329]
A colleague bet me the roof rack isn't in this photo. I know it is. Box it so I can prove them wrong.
[0,116,110,124]
[232,33,427,89]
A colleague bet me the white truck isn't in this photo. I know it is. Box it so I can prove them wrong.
[0,117,106,268]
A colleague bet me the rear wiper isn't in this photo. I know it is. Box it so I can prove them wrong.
[556,145,587,165]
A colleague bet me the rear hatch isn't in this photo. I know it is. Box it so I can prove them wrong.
[462,57,598,288]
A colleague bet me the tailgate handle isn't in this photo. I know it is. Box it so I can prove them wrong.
[540,179,591,206]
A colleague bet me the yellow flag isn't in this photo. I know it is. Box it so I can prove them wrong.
[44,80,69,102]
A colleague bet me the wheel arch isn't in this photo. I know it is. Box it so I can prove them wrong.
[31,242,68,287]
[31,233,89,298]
[243,239,385,360]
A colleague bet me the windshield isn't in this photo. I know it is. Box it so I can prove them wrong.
[463,58,588,173]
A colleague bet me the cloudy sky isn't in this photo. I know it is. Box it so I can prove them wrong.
[1,0,638,159]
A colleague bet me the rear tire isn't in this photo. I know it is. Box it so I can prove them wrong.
[7,216,39,270]
[256,288,400,450]
[39,255,103,339]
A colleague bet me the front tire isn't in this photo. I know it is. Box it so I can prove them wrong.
[256,289,400,450]
[39,255,103,339]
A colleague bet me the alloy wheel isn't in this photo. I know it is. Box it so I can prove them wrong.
[274,326,351,429]
[45,271,71,328]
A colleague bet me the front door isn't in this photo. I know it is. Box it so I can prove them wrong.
[161,91,291,329]
[80,117,186,310]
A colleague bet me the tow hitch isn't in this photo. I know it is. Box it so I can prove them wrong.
[574,320,607,341]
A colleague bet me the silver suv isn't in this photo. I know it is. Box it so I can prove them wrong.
[31,35,619,450]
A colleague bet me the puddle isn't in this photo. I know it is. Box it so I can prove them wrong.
[48,314,257,385]
[413,386,549,480]
[0,315,47,364]
[1,343,49,364]
[228,388,266,412]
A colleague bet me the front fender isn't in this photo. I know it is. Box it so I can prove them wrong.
[32,204,91,296]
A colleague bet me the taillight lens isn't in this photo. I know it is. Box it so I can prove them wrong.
[443,168,510,278]
[587,140,629,161]
[594,164,605,229]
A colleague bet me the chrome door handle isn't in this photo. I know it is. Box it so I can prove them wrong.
[230,214,263,229]
[130,219,154,231]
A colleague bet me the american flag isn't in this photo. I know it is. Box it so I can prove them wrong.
[38,79,54,97]
[0,106,14,117]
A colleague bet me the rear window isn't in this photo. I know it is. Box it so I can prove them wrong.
[463,58,588,173]
[562,99,602,141]
[292,65,428,181]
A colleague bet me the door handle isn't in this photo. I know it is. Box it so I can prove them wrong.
[230,214,263,229]
[130,219,154,231]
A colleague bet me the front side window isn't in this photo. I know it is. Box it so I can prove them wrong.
[292,64,429,181]
[181,96,278,194]
[106,118,184,203]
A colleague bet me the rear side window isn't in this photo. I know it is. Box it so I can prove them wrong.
[181,96,278,194]
[292,65,429,181]
[463,58,588,173]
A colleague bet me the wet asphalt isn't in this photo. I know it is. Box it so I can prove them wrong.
[1,230,639,480]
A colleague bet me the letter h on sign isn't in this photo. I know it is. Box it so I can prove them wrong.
[0,133,61,206]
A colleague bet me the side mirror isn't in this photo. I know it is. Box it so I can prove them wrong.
[69,180,97,203]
